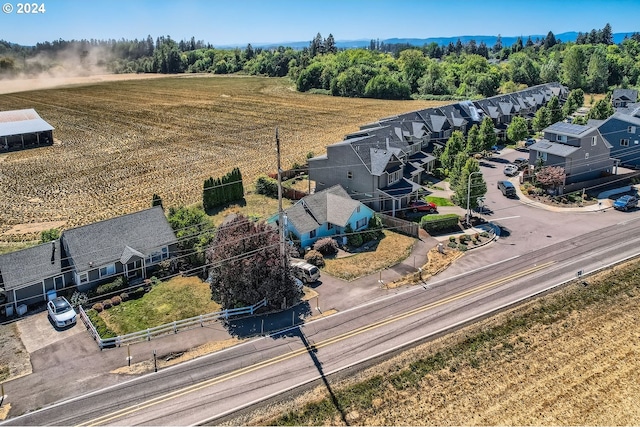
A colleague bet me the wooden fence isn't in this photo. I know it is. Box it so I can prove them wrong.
[378,213,419,238]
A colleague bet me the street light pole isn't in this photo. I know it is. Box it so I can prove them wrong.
[466,171,482,226]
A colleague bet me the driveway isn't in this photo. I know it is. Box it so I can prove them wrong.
[16,310,83,353]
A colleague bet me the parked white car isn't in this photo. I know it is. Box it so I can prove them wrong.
[503,164,519,177]
[47,296,77,328]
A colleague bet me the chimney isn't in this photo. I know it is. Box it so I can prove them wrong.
[50,241,56,265]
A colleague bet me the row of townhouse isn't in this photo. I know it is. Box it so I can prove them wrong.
[309,82,568,215]
[527,89,640,185]
[0,206,178,314]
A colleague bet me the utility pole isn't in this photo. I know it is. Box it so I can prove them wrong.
[276,128,287,306]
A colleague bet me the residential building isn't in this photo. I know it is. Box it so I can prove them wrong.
[0,206,178,313]
[278,185,375,249]
[528,122,613,184]
[596,110,640,167]
[612,89,638,108]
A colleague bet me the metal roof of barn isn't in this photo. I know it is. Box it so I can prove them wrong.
[0,109,54,138]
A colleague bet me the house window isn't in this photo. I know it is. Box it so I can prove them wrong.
[628,126,636,133]
[388,170,401,184]
[310,230,316,239]
[327,223,333,230]
[162,246,169,259]
[151,252,161,263]
[355,218,368,229]
[585,152,589,159]
[99,264,116,278]
[556,134,567,142]
[79,273,88,284]
[347,171,353,179]
[537,151,547,161]
[591,136,597,146]
[621,139,630,147]
[356,206,360,213]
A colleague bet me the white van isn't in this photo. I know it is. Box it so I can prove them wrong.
[290,260,321,284]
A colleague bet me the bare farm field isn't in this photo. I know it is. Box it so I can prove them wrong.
[0,75,442,239]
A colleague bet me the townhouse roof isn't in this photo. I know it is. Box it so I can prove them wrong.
[612,88,638,102]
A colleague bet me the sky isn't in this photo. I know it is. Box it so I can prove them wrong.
[1,0,639,47]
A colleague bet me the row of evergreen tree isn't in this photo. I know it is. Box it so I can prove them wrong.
[203,168,244,211]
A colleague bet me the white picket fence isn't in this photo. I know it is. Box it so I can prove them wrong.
[78,298,267,349]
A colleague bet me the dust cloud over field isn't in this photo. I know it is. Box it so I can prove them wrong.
[0,75,441,238]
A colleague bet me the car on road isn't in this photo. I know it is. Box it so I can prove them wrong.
[503,164,519,176]
[513,157,529,170]
[613,195,638,211]
[47,296,77,328]
[409,200,438,213]
[497,180,516,197]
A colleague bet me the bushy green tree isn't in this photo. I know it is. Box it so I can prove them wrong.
[532,106,551,132]
[507,116,529,143]
[586,98,614,120]
[167,205,215,266]
[546,96,563,125]
[479,116,497,151]
[465,124,482,153]
[440,130,466,170]
[364,73,411,99]
[586,46,609,93]
[454,158,486,210]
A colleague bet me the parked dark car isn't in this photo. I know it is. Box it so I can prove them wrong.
[497,180,516,197]
[409,200,438,213]
[513,157,528,170]
[525,138,536,148]
[613,195,638,211]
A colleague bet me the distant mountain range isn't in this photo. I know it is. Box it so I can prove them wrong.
[222,32,634,50]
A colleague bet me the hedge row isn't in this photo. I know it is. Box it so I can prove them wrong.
[421,214,460,233]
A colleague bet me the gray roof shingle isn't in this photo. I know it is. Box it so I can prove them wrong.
[0,240,64,291]
[62,206,176,271]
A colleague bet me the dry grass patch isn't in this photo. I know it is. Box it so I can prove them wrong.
[239,257,640,426]
[0,75,443,238]
[323,231,415,281]
[0,323,31,383]
[206,191,293,226]
[388,247,464,288]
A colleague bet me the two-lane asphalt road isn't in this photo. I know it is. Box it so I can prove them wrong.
[6,215,640,426]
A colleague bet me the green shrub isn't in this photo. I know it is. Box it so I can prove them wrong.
[304,250,325,267]
[130,287,146,299]
[92,303,104,312]
[111,295,122,306]
[69,291,88,308]
[421,214,460,233]
[313,238,338,256]
[102,299,112,309]
[86,309,116,338]
[255,175,279,198]
[447,242,458,248]
[95,276,128,297]
[459,243,468,251]
[449,236,456,242]
[119,292,129,302]
[458,234,468,244]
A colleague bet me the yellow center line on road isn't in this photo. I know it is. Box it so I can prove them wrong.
[82,260,555,426]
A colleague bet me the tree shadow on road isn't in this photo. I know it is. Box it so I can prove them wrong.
[224,301,312,338]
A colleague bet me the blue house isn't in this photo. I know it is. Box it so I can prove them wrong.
[279,185,375,249]
[596,110,640,167]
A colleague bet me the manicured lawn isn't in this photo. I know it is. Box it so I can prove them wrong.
[424,195,454,206]
[323,230,415,281]
[99,276,221,335]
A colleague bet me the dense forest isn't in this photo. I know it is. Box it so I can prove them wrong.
[1,23,639,100]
